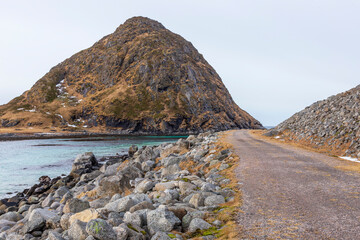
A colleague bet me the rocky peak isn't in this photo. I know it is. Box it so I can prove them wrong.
[0,16,262,134]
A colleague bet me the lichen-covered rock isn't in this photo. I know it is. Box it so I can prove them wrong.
[86,218,117,240]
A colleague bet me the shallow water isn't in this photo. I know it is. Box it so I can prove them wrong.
[0,136,182,198]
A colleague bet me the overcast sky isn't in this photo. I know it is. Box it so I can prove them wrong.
[0,1,359,126]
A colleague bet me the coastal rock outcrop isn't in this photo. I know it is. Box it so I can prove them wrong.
[0,132,237,239]
[272,85,360,158]
[0,17,262,134]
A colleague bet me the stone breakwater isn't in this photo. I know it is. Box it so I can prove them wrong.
[0,132,236,239]
[270,85,360,158]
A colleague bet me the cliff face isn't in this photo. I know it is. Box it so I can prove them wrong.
[274,85,360,157]
[0,17,262,134]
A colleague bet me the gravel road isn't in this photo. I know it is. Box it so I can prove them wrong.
[228,130,360,239]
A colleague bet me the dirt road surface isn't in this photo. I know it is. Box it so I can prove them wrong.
[228,130,360,239]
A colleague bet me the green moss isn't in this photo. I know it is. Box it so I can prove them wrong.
[202,227,220,236]
[168,233,176,238]
[127,223,139,232]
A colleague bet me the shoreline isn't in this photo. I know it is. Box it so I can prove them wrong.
[0,131,191,142]
[0,131,241,239]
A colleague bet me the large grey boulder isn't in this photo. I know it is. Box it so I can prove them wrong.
[22,208,58,233]
[86,218,117,240]
[189,193,205,208]
[70,152,98,176]
[113,225,129,239]
[104,197,135,213]
[54,187,70,199]
[123,211,142,227]
[68,219,88,240]
[99,165,143,195]
[134,179,155,193]
[48,231,65,240]
[147,206,181,235]
[204,195,225,206]
[63,198,90,214]
[151,232,172,240]
[182,211,205,230]
[161,164,181,178]
[188,218,212,233]
[60,213,73,230]
[129,201,155,213]
[0,212,23,222]
[0,219,16,232]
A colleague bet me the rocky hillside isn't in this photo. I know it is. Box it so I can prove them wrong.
[273,85,360,158]
[0,17,262,134]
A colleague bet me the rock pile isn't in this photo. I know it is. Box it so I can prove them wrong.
[271,85,360,158]
[0,132,236,239]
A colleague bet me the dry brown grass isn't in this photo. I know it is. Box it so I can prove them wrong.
[183,131,243,239]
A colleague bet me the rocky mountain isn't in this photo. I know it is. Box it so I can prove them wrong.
[273,85,360,158]
[0,17,262,134]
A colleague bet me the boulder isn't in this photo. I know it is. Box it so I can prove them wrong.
[72,152,98,171]
[60,213,73,230]
[129,201,155,213]
[63,198,90,214]
[151,232,172,240]
[182,211,205,230]
[48,231,65,240]
[69,208,101,225]
[128,145,139,157]
[68,219,88,240]
[154,182,176,192]
[54,187,70,199]
[22,208,58,233]
[204,195,225,206]
[161,164,181,177]
[42,193,55,208]
[134,179,156,193]
[0,212,23,222]
[179,181,196,195]
[104,197,135,213]
[188,218,212,233]
[147,206,181,235]
[86,218,117,240]
[189,193,205,208]
[113,225,129,239]
[123,211,142,227]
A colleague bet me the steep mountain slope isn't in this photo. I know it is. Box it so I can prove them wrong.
[0,17,262,134]
[273,85,360,158]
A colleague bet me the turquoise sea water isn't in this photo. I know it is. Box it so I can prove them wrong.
[0,136,182,198]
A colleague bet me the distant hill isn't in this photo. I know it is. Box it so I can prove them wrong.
[0,17,262,135]
[273,85,360,158]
